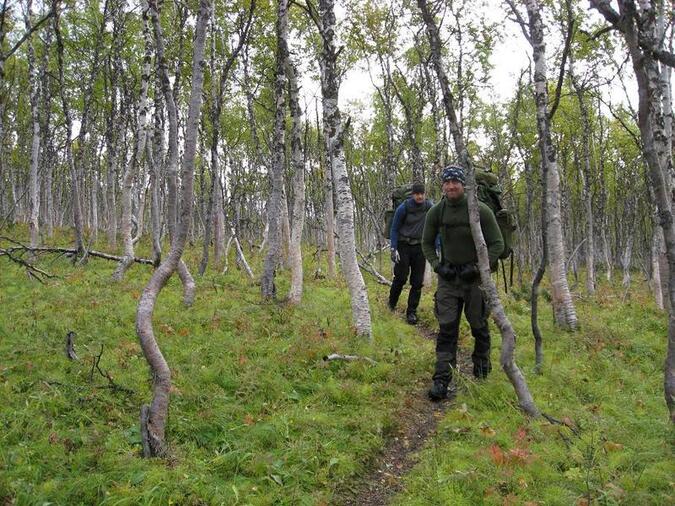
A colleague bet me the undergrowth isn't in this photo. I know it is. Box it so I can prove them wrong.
[0,227,672,504]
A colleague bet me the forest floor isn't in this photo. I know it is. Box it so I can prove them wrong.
[1,229,673,505]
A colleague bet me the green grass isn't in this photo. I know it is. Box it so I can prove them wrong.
[396,279,674,505]
[0,229,430,505]
[1,228,673,505]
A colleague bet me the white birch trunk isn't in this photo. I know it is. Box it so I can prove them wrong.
[319,0,372,338]
[261,0,288,299]
[287,58,305,304]
[149,0,195,305]
[526,0,577,330]
[113,5,152,280]
[25,1,41,253]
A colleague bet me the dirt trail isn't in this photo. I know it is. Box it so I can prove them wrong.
[337,324,473,506]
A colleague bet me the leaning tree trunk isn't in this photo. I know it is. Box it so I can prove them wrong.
[418,0,539,416]
[287,58,306,304]
[319,0,372,338]
[137,0,209,457]
[113,5,152,280]
[525,0,578,330]
[261,0,288,300]
[150,0,195,306]
[591,0,674,422]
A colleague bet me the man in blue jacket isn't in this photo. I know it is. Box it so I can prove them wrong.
[389,182,433,324]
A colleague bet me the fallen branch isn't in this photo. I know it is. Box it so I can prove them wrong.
[0,247,55,282]
[323,353,377,365]
[0,241,154,266]
[357,249,392,286]
[358,262,392,286]
[89,344,134,395]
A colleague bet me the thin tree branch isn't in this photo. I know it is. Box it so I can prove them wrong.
[4,6,56,59]
[504,0,532,45]
[548,7,575,120]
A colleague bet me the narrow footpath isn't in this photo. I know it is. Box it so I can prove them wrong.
[338,324,474,506]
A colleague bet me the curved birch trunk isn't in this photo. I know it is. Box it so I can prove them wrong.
[137,0,209,457]
[113,5,152,280]
[319,0,372,338]
[418,0,538,415]
[261,0,288,300]
[287,59,306,304]
[150,0,195,306]
[525,0,577,330]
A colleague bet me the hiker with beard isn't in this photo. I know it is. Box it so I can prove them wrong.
[421,166,504,400]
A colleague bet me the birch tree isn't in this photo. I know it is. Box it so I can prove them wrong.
[317,0,372,337]
[137,0,210,457]
[261,0,288,299]
[513,0,579,330]
[149,0,195,306]
[24,0,40,254]
[418,0,539,416]
[287,56,306,304]
[113,2,152,281]
[591,0,675,422]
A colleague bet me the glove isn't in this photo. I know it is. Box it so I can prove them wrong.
[458,263,479,283]
[390,248,401,264]
[434,263,455,281]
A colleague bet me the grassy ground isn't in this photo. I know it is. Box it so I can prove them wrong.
[398,279,674,505]
[1,228,673,504]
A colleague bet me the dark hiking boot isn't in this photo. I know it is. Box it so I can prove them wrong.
[428,380,449,401]
[473,361,491,380]
[406,312,418,325]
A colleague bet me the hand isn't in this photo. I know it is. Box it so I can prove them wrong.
[390,248,401,264]
[458,263,479,282]
[434,263,455,281]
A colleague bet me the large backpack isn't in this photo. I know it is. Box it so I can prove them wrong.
[383,184,413,239]
[475,170,516,260]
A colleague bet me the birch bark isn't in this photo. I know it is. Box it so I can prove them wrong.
[261,0,288,299]
[25,0,41,253]
[137,0,210,457]
[418,0,538,415]
[149,0,195,306]
[319,0,372,338]
[525,0,578,330]
[287,58,305,304]
[113,3,152,280]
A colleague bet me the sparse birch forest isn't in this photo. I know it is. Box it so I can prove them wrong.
[1,0,673,503]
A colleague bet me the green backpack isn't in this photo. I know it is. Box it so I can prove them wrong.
[383,184,413,239]
[475,170,516,260]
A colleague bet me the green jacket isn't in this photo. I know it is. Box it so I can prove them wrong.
[421,194,504,269]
